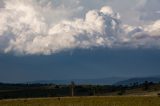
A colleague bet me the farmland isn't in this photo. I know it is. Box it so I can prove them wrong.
[0,96,160,106]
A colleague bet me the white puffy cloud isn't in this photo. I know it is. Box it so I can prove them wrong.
[0,0,160,55]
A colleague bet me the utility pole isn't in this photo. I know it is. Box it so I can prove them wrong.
[71,81,75,97]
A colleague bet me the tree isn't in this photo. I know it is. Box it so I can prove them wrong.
[143,81,149,91]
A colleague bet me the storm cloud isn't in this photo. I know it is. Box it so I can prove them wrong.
[0,0,160,55]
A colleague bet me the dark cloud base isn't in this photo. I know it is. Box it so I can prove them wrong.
[0,48,160,83]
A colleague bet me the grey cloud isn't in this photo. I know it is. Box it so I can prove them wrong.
[137,0,160,22]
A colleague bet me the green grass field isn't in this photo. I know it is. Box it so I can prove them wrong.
[0,96,160,106]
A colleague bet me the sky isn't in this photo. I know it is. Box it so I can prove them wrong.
[0,0,160,83]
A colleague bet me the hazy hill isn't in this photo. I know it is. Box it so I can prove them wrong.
[115,76,160,85]
[28,77,127,85]
[28,76,160,85]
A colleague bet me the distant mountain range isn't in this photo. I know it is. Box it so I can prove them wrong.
[28,77,127,85]
[28,76,160,85]
[115,76,160,85]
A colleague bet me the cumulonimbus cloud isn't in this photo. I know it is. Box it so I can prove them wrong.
[0,0,160,55]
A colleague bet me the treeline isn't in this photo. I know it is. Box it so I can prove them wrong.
[0,81,160,99]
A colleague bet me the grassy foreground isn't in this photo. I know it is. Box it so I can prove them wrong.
[0,96,160,106]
